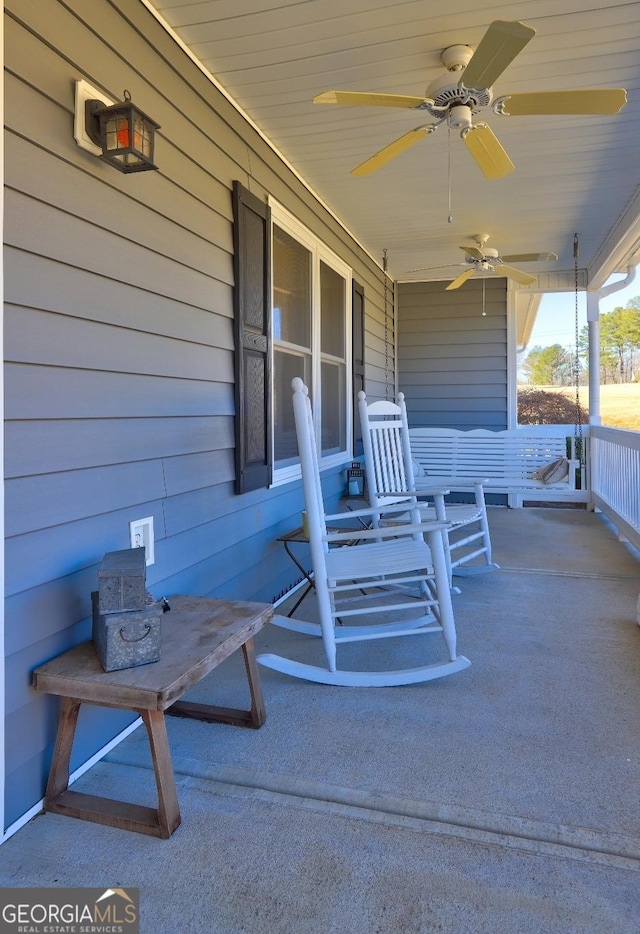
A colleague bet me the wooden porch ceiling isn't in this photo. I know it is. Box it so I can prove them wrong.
[147,1,640,288]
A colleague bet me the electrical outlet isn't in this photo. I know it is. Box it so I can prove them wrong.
[129,516,155,566]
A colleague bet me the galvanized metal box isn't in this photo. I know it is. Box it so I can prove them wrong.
[92,591,162,672]
[97,547,146,614]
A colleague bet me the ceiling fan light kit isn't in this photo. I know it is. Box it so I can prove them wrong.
[448,105,473,130]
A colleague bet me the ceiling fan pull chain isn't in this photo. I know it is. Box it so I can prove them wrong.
[447,121,453,223]
[573,233,583,456]
[482,275,487,316]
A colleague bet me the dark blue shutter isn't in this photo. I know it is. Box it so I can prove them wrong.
[232,182,272,493]
[352,280,365,455]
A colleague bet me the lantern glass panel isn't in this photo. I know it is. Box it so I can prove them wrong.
[104,113,131,153]
[134,115,154,158]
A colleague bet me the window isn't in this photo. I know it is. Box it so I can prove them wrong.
[270,201,352,483]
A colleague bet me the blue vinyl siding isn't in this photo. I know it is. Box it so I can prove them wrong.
[397,278,508,430]
[3,0,387,829]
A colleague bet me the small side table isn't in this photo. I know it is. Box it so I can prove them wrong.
[276,527,314,617]
[276,523,367,617]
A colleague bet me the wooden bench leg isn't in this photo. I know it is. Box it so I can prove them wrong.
[168,636,266,729]
[44,696,80,804]
[140,709,181,838]
[43,697,180,838]
[242,636,266,728]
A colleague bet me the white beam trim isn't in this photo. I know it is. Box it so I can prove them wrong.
[138,0,382,275]
[588,188,640,290]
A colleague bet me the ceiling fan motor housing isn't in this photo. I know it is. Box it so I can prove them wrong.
[465,246,499,270]
[425,69,493,118]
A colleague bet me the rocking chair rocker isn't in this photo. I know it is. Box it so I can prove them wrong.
[256,378,470,687]
[358,391,498,584]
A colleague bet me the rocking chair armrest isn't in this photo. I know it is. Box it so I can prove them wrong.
[326,501,446,523]
[382,487,450,498]
[325,505,378,522]
[324,519,449,543]
[415,476,490,490]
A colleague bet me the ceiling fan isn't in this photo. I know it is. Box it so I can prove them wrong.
[413,233,558,290]
[313,19,627,180]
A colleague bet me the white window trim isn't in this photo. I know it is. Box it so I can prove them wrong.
[269,199,353,486]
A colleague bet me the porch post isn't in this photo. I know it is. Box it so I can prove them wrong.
[586,294,601,426]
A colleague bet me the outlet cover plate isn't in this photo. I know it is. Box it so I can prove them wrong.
[129,516,155,566]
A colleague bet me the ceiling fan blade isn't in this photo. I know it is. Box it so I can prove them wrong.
[462,124,515,180]
[502,252,558,263]
[410,263,464,272]
[460,245,484,259]
[496,89,627,116]
[446,269,475,291]
[460,20,536,91]
[351,126,433,176]
[313,90,425,109]
[494,264,536,286]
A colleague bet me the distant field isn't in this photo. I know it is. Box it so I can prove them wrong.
[518,383,640,430]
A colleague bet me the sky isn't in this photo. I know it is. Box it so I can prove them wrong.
[527,268,640,352]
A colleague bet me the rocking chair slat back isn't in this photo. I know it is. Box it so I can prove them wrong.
[359,391,498,582]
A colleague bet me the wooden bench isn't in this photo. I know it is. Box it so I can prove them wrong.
[32,594,272,838]
[409,427,589,508]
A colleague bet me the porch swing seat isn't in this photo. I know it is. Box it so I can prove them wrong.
[257,378,470,687]
[407,427,584,508]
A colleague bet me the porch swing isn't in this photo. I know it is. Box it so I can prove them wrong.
[518,232,586,500]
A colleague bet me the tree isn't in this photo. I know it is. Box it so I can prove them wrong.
[527,343,572,386]
[598,304,640,382]
[519,344,543,383]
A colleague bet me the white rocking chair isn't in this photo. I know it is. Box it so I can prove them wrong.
[358,391,498,584]
[257,378,470,687]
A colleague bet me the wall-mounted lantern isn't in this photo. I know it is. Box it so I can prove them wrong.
[346,462,366,497]
[74,80,160,174]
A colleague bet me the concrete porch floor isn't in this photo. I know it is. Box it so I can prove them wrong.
[2,507,640,933]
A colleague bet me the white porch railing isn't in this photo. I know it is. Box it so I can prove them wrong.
[590,425,640,552]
